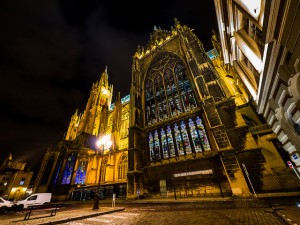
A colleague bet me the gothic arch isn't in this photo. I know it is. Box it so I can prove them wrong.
[144,51,198,126]
[117,154,128,180]
[61,153,76,185]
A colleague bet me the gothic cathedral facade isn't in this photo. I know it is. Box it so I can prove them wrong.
[127,20,297,199]
[34,69,130,200]
[34,20,298,200]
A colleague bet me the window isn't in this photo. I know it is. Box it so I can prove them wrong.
[145,52,197,126]
[28,195,37,201]
[41,155,55,185]
[145,52,211,162]
[74,159,87,185]
[61,155,75,185]
[118,154,128,180]
[148,116,211,161]
[20,178,25,185]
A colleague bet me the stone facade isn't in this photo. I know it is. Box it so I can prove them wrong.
[127,20,297,199]
[34,70,129,200]
[34,19,300,200]
[214,0,300,172]
[0,154,33,200]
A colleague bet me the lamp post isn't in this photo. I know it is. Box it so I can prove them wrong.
[92,134,112,210]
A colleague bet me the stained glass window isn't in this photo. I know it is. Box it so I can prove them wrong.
[154,130,161,160]
[53,161,61,186]
[188,118,203,153]
[166,125,175,157]
[145,52,198,126]
[148,116,211,161]
[174,123,184,155]
[74,160,87,184]
[180,120,192,154]
[161,128,169,159]
[149,132,155,161]
[145,52,211,162]
[196,116,211,151]
[61,155,75,185]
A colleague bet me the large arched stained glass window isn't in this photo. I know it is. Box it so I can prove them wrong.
[145,52,211,162]
[145,52,197,126]
[61,155,75,185]
[74,159,87,185]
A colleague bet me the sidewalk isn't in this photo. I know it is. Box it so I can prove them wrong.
[1,206,125,225]
[1,195,299,224]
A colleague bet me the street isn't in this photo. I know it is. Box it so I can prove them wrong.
[1,197,298,225]
[61,201,286,225]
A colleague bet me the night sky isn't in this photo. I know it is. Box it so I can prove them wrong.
[0,0,218,172]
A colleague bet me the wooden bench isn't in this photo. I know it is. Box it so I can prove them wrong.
[23,203,62,220]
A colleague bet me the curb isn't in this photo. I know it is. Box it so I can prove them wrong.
[274,209,298,225]
[37,207,125,225]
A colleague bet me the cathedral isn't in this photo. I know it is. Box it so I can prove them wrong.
[34,19,300,200]
[34,69,130,200]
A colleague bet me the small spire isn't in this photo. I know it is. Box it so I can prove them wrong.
[174,18,180,26]
[154,25,157,31]
[105,66,108,73]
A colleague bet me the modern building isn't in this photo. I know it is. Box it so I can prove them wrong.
[214,0,300,171]
[34,20,300,200]
[0,154,33,200]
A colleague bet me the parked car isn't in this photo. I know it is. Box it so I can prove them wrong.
[0,196,14,213]
[14,193,52,210]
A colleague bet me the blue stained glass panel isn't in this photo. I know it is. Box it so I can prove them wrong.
[61,155,75,185]
[154,130,161,160]
[74,161,86,184]
[149,132,155,161]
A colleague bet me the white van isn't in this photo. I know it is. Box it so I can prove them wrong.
[0,196,14,213]
[15,193,52,210]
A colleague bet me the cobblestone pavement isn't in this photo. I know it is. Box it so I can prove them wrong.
[62,208,286,225]
[0,207,124,225]
[61,205,287,225]
[0,199,290,225]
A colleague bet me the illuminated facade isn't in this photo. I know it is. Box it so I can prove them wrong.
[34,69,130,200]
[0,154,33,200]
[127,19,299,199]
[34,19,300,200]
[214,0,300,172]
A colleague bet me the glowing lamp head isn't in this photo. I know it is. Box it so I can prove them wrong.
[96,135,112,149]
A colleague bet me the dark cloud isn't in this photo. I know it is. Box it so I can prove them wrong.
[0,0,218,172]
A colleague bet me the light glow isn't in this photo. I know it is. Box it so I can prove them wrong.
[101,87,109,96]
[97,135,112,150]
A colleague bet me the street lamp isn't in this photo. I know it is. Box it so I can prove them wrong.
[92,134,112,210]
